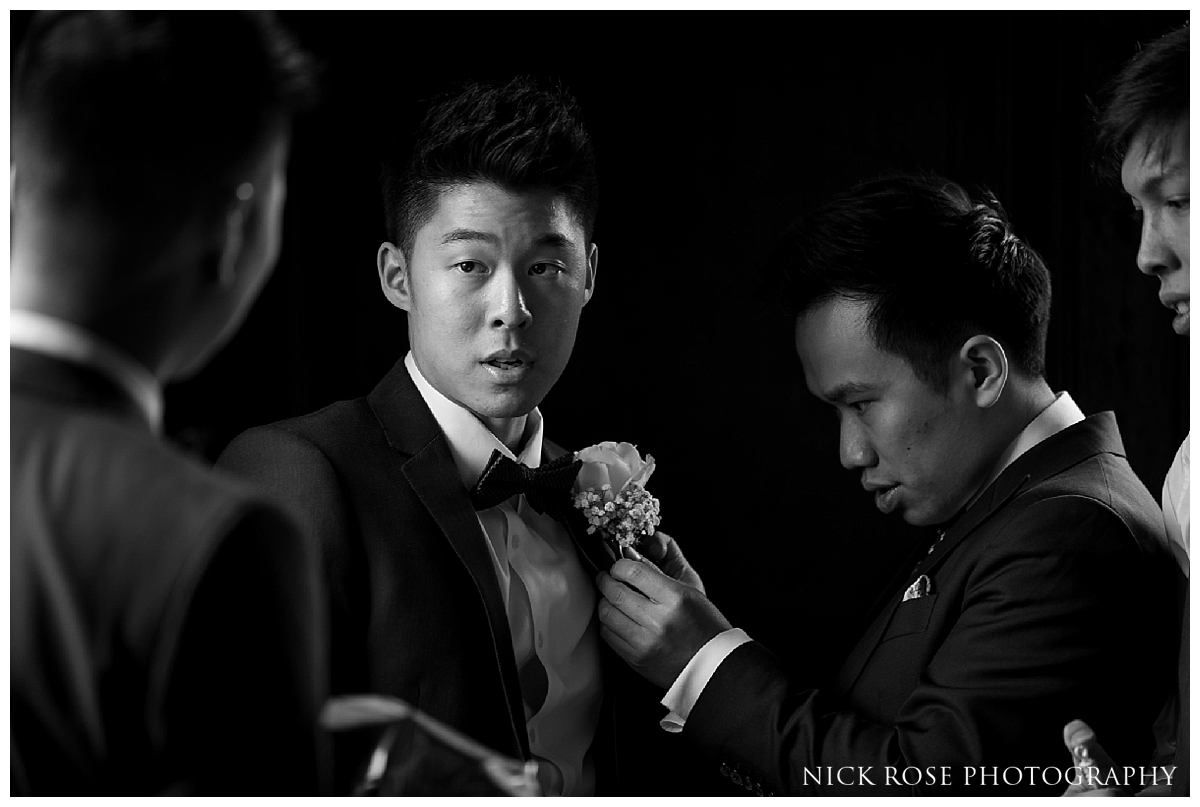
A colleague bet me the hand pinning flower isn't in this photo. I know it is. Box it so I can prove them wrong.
[571,442,662,554]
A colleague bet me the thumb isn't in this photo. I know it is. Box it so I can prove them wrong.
[1063,719,1121,786]
[610,556,675,601]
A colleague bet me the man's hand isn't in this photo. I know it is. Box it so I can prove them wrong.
[1062,719,1133,797]
[596,558,732,689]
[629,530,705,594]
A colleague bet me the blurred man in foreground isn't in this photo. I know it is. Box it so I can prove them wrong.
[11,11,326,794]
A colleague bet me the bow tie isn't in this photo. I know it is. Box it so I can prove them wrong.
[470,449,582,516]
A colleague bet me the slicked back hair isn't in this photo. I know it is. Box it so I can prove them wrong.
[381,77,598,258]
[12,11,317,227]
[1095,24,1189,182]
[775,174,1053,393]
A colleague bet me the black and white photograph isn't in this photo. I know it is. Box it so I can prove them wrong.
[9,9,1190,796]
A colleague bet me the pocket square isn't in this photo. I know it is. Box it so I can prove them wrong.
[902,574,933,602]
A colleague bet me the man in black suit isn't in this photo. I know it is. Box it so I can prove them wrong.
[218,77,696,795]
[596,174,1178,794]
[10,12,326,794]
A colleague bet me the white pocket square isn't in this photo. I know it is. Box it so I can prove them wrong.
[902,574,933,602]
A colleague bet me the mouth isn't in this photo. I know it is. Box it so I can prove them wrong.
[1161,296,1190,335]
[480,350,533,381]
[865,482,901,515]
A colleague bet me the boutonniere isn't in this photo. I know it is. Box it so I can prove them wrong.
[571,441,662,556]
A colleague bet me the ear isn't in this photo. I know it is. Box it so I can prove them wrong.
[957,335,1008,409]
[377,241,412,311]
[582,242,598,306]
[213,182,257,289]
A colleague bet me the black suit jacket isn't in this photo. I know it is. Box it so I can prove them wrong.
[10,348,327,794]
[684,413,1177,795]
[218,358,633,793]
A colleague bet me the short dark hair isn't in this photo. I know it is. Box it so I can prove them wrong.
[12,11,317,222]
[381,76,598,257]
[774,174,1053,392]
[1094,24,1188,182]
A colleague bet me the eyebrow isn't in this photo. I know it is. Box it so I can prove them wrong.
[822,381,876,404]
[437,230,577,249]
[439,229,499,247]
[1130,160,1189,196]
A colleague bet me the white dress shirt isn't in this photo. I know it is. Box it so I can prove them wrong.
[10,308,163,433]
[404,353,602,795]
[1163,434,1189,578]
[660,391,1086,732]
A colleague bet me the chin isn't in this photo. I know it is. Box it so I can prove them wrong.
[901,506,945,528]
[469,389,546,420]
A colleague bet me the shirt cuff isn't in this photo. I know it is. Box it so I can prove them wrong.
[659,628,751,733]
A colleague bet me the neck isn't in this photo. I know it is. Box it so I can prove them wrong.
[1005,375,1057,429]
[481,414,529,453]
[963,375,1057,509]
[11,240,211,384]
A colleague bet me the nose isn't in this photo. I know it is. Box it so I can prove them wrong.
[490,268,531,330]
[839,413,877,471]
[1135,210,1181,277]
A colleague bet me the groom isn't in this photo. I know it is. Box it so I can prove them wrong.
[596,174,1178,794]
[218,77,689,795]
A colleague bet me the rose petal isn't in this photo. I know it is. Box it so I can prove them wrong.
[626,453,656,489]
[575,461,612,492]
[576,444,622,466]
[613,442,642,470]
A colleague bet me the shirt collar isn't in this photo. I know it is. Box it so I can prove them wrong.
[10,308,163,433]
[404,351,544,490]
[969,390,1085,509]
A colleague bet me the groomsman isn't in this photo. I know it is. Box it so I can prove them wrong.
[218,77,695,794]
[597,173,1178,794]
[1064,24,1189,797]
[10,12,326,794]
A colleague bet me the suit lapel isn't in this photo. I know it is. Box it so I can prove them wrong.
[837,413,1125,693]
[367,359,530,758]
[916,412,1125,578]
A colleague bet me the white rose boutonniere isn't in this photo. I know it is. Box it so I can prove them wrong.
[572,441,662,554]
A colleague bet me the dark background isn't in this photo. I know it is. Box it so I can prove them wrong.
[14,9,1190,790]
[192,11,1189,668]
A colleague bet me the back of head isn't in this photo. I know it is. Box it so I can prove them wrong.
[775,173,1053,391]
[12,11,316,248]
[1095,24,1189,181]
[380,76,598,257]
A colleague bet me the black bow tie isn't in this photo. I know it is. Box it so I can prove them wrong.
[470,449,582,516]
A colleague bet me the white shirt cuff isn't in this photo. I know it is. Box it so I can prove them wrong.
[659,628,751,733]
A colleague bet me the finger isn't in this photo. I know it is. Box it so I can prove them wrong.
[621,546,665,576]
[638,530,670,563]
[598,624,639,664]
[610,557,676,602]
[597,594,649,647]
[1063,719,1095,751]
[1062,719,1122,791]
[596,572,657,626]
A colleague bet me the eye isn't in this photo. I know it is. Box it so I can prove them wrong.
[453,260,488,274]
[529,262,563,276]
[849,401,871,415]
[1166,197,1190,212]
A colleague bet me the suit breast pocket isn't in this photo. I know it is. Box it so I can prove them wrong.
[882,594,938,641]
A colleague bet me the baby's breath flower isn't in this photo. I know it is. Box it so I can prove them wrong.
[571,473,662,552]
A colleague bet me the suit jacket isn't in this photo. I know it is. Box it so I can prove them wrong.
[684,413,1178,795]
[217,357,636,793]
[10,348,327,795]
